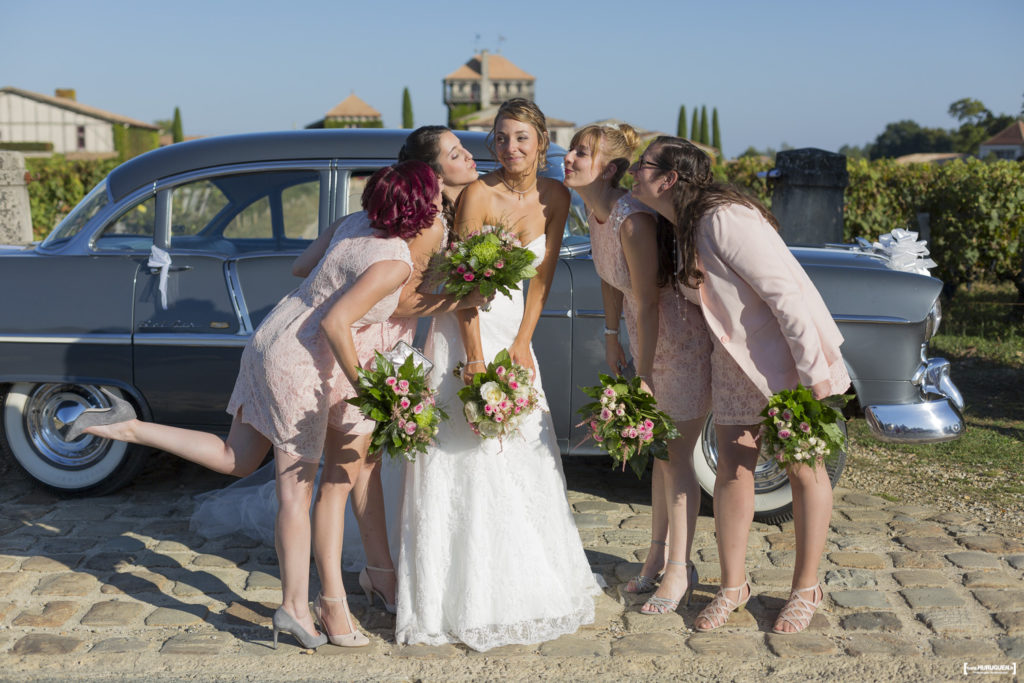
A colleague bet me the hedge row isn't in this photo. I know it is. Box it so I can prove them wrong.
[24,156,118,241]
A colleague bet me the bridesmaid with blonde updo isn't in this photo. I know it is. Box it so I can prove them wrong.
[563,124,712,614]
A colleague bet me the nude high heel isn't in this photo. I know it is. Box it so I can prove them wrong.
[313,594,369,647]
[359,565,396,614]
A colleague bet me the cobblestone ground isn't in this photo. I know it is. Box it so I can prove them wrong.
[0,455,1020,682]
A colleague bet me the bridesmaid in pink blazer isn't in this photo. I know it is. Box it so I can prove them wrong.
[629,136,850,634]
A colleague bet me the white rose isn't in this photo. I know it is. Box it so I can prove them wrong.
[464,401,481,423]
[478,420,502,438]
[479,381,504,405]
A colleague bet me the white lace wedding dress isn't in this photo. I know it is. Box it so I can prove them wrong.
[394,234,600,651]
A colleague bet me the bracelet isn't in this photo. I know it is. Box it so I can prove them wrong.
[603,326,619,336]
[466,360,486,367]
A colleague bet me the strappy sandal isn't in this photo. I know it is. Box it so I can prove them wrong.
[772,583,823,634]
[640,560,698,614]
[625,540,667,594]
[694,581,750,631]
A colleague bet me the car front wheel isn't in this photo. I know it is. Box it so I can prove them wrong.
[691,413,847,526]
[1,382,148,496]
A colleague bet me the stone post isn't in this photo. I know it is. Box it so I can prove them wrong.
[0,151,34,245]
[770,148,848,245]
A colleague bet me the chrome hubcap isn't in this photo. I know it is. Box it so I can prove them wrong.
[24,383,114,469]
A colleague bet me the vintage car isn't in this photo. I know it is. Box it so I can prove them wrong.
[0,129,964,523]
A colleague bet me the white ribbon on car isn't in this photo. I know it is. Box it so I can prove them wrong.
[147,245,172,309]
[873,228,937,276]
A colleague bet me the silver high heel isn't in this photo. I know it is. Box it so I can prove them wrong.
[64,387,137,441]
[271,606,328,649]
[312,594,369,647]
[358,565,396,614]
[640,560,699,614]
[625,540,668,594]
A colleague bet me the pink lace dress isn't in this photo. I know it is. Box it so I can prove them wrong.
[228,212,413,461]
[588,195,712,422]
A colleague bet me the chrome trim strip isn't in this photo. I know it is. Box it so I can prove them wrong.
[133,333,249,348]
[224,262,254,335]
[831,314,911,325]
[575,309,606,319]
[0,334,131,345]
[541,309,572,318]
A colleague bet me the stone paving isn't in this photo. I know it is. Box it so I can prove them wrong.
[0,456,1020,681]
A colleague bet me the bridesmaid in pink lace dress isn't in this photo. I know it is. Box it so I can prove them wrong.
[564,124,711,615]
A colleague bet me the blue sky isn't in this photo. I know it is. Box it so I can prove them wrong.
[4,0,1021,158]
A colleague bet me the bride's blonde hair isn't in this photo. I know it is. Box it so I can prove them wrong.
[569,123,641,187]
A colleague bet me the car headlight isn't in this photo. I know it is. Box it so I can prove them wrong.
[924,298,942,341]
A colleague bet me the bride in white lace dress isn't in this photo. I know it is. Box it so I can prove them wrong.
[394,99,600,651]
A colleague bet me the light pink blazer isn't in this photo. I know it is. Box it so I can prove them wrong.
[691,204,850,400]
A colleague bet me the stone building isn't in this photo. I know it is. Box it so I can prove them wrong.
[978,120,1024,160]
[0,86,159,159]
[443,51,536,126]
[306,93,383,129]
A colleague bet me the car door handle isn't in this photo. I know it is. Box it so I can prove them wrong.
[149,265,193,274]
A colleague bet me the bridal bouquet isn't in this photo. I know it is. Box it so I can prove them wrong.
[456,349,540,440]
[439,225,538,300]
[347,350,447,461]
[759,384,848,468]
[577,374,679,478]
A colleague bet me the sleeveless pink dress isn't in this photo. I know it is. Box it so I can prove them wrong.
[228,212,413,461]
[588,195,712,422]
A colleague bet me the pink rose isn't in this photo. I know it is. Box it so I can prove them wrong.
[399,397,411,409]
[494,414,503,423]
[495,260,504,269]
[615,407,625,417]
[628,427,639,438]
[397,379,410,394]
[782,409,793,421]
[463,273,475,281]
[483,269,494,277]
[456,264,466,274]
[404,422,417,435]
[484,404,493,415]
[413,403,424,414]
[778,429,792,439]
[644,419,654,430]
[767,407,778,417]
[800,422,811,433]
[603,388,615,398]
[600,408,612,421]
[594,433,604,442]
[514,406,521,414]
[496,366,506,376]
[385,377,397,386]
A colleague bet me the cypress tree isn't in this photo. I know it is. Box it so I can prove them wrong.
[690,109,698,142]
[699,106,709,145]
[171,107,183,144]
[712,107,721,153]
[677,105,687,138]
[401,87,414,129]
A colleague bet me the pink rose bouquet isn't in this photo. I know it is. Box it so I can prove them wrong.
[455,348,539,440]
[439,225,538,300]
[759,384,848,468]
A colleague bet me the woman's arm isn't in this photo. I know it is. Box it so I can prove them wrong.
[292,219,342,277]
[600,280,627,374]
[619,212,661,390]
[452,181,492,380]
[510,180,570,374]
[320,259,412,387]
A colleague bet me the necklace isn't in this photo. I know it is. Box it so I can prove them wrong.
[499,169,537,200]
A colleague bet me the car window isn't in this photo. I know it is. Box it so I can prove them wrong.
[92,195,157,251]
[40,180,110,249]
[169,170,320,254]
[345,171,374,216]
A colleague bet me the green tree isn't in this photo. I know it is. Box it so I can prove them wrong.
[677,105,687,138]
[402,87,414,129]
[712,107,721,153]
[171,107,183,144]
[690,109,698,142]
[699,106,709,145]
[869,120,952,159]
[153,119,173,135]
[947,98,1016,154]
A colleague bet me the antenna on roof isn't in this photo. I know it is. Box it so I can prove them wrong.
[474,33,481,52]
[497,34,505,53]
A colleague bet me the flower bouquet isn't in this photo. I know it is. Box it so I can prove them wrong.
[577,374,680,478]
[759,384,848,468]
[346,350,447,461]
[456,348,540,440]
[439,225,538,301]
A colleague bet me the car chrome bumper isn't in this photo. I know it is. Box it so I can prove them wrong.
[863,358,965,443]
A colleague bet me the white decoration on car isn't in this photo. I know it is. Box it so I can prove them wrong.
[873,228,937,276]
[147,245,172,309]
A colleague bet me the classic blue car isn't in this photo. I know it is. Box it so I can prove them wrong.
[0,129,964,523]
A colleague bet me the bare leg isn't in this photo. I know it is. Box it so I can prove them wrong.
[774,459,832,632]
[630,459,669,589]
[83,416,269,477]
[642,416,703,608]
[349,453,396,604]
[312,430,372,636]
[274,449,321,638]
[693,423,757,629]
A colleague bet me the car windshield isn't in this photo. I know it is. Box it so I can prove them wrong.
[40,180,110,249]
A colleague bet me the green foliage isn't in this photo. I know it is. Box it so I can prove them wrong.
[870,119,953,159]
[112,126,159,160]
[402,87,414,129]
[690,109,698,143]
[760,385,848,469]
[712,107,721,153]
[843,158,1024,289]
[24,155,119,240]
[699,106,709,145]
[171,107,183,143]
[676,105,687,138]
[323,119,383,129]
[0,141,54,152]
[448,103,481,129]
[714,155,773,208]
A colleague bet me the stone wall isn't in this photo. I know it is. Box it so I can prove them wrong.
[0,151,33,245]
[771,148,848,245]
